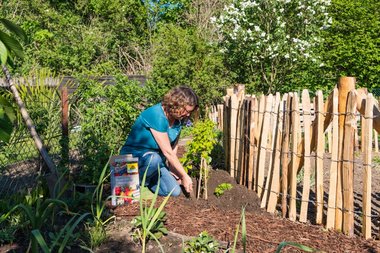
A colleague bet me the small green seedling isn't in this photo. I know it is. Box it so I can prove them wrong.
[184,231,219,253]
[214,183,232,197]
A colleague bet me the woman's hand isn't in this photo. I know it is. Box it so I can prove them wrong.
[181,174,193,193]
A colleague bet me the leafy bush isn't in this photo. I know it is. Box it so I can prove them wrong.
[214,0,332,93]
[214,183,232,197]
[321,0,380,88]
[71,75,146,184]
[151,23,230,109]
[181,119,218,176]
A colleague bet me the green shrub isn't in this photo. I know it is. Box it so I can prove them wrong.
[71,75,146,184]
[181,119,218,176]
[151,23,230,110]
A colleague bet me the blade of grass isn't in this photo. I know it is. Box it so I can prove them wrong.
[31,230,50,253]
[275,241,317,253]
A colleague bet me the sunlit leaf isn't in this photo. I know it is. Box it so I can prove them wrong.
[0,18,27,42]
[0,30,25,60]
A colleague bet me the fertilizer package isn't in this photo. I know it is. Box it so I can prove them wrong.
[109,154,140,206]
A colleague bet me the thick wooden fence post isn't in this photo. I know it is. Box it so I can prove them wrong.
[342,90,356,236]
[60,86,69,168]
[336,76,356,231]
[362,93,373,239]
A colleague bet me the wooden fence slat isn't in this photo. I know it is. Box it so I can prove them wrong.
[362,93,373,239]
[315,90,325,224]
[248,96,257,190]
[289,93,300,221]
[342,91,356,236]
[326,88,339,229]
[217,104,224,131]
[281,93,292,218]
[242,99,250,186]
[254,95,266,192]
[257,94,273,198]
[252,97,259,191]
[267,93,287,213]
[261,93,280,208]
[299,90,312,222]
[223,95,231,174]
[230,94,238,178]
[236,98,245,184]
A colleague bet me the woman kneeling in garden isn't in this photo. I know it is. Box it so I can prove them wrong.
[120,86,198,196]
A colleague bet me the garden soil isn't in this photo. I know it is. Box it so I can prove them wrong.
[97,144,380,253]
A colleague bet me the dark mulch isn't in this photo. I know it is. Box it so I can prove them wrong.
[107,169,380,253]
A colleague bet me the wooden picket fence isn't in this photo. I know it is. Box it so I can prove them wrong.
[209,77,380,239]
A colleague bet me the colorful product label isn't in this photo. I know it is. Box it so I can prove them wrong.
[110,155,140,206]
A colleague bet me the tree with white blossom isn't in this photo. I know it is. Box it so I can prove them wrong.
[213,0,332,93]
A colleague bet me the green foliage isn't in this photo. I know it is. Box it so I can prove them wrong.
[181,119,218,175]
[132,208,168,242]
[0,182,70,253]
[15,69,62,147]
[31,212,90,253]
[151,24,230,108]
[1,0,149,75]
[131,165,173,253]
[85,158,114,249]
[184,231,219,253]
[0,18,27,66]
[180,125,194,138]
[72,75,146,184]
[214,0,332,93]
[321,0,380,88]
[214,183,232,197]
[0,94,16,143]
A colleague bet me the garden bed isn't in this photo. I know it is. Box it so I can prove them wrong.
[99,168,380,253]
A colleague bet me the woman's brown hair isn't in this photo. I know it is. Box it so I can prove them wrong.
[162,86,198,116]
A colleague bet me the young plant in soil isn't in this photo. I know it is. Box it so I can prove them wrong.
[131,163,172,253]
[31,212,90,253]
[181,119,218,199]
[86,158,115,249]
[214,183,233,197]
[184,231,219,253]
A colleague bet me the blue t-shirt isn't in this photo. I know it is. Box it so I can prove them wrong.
[120,103,182,158]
